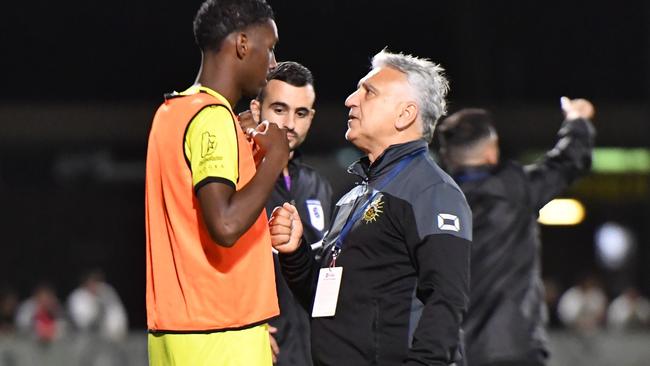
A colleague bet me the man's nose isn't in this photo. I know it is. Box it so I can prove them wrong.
[284,114,295,131]
[345,89,359,107]
[269,52,277,69]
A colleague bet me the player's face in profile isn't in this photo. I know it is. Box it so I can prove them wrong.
[242,19,278,97]
[256,79,315,151]
[344,66,410,150]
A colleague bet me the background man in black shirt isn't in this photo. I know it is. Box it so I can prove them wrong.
[434,97,596,366]
[244,61,333,365]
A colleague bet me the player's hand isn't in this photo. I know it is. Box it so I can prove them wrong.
[269,203,303,254]
[237,110,258,138]
[269,325,280,364]
[238,110,265,165]
[561,96,595,121]
[248,120,289,167]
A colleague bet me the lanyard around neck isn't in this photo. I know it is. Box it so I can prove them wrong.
[331,148,427,265]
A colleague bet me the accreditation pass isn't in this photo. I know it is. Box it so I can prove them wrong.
[311,267,343,317]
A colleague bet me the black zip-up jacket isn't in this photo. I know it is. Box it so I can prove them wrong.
[266,151,334,245]
[265,151,333,366]
[456,118,595,366]
[280,139,472,366]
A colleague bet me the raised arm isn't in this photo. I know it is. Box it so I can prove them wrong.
[190,108,289,247]
[524,97,596,210]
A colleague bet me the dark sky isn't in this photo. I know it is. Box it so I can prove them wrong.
[1,0,648,103]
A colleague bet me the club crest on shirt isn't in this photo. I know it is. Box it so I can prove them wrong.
[306,199,325,231]
[362,196,384,224]
[201,131,217,158]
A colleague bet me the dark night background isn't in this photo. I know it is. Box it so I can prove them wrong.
[0,0,648,330]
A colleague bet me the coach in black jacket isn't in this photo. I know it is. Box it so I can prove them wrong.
[269,50,472,366]
[435,98,595,366]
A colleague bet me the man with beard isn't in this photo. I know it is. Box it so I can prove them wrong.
[244,60,333,365]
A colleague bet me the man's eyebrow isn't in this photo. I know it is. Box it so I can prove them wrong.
[268,101,289,109]
[359,81,378,94]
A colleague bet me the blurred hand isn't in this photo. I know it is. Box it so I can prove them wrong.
[269,203,303,254]
[269,325,280,364]
[561,96,595,121]
[238,110,262,165]
[237,110,258,136]
[249,121,290,167]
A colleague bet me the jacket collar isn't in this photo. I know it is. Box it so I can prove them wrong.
[348,139,429,182]
[453,163,516,198]
[288,149,303,167]
[453,165,494,184]
[274,150,304,185]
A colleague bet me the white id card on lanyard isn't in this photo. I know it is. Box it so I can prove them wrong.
[311,267,343,317]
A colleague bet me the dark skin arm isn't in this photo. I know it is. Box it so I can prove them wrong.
[197,121,289,247]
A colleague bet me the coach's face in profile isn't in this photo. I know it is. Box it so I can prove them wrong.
[344,66,419,157]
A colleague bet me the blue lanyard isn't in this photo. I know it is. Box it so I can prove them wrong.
[331,148,427,264]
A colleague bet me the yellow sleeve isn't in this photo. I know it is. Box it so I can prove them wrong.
[184,105,239,191]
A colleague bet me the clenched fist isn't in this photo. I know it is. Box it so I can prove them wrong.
[269,202,303,254]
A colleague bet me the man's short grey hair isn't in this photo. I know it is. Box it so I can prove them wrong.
[371,49,449,142]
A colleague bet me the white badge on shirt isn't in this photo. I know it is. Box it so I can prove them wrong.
[311,267,343,318]
[306,199,325,231]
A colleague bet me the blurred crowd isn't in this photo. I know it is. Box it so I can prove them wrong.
[4,271,647,341]
[0,269,128,343]
[543,273,650,334]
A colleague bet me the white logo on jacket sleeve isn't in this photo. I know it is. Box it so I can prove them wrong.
[437,213,460,232]
[306,199,325,231]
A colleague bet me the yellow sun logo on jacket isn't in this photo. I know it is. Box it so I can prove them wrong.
[362,196,384,224]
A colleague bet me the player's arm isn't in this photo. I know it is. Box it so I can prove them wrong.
[524,97,596,210]
[187,106,288,247]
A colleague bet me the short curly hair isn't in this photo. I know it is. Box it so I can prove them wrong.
[193,0,274,52]
[257,61,314,103]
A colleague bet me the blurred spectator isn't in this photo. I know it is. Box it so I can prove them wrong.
[607,287,650,331]
[557,273,607,334]
[0,287,18,334]
[67,269,128,341]
[15,283,67,343]
[543,277,562,329]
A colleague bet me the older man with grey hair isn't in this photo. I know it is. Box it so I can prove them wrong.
[269,49,472,366]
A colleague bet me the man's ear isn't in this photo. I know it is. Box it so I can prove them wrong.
[485,138,500,165]
[395,102,418,131]
[235,32,248,59]
[250,99,261,122]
